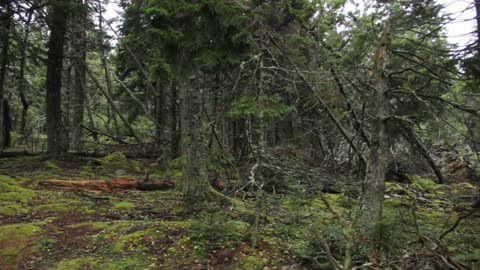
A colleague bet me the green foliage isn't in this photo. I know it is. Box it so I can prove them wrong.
[227,95,294,119]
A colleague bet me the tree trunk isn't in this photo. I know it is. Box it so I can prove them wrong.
[46,0,70,158]
[401,124,446,184]
[358,23,391,249]
[155,80,173,165]
[72,0,87,151]
[0,0,12,149]
[18,9,33,135]
[171,81,180,158]
[181,73,209,205]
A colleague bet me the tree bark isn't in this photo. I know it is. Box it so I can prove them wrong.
[358,23,391,249]
[171,81,180,158]
[181,73,209,205]
[0,0,12,149]
[18,9,33,135]
[46,0,70,158]
[155,80,173,165]
[72,0,87,151]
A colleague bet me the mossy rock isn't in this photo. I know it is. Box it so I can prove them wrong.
[112,201,135,210]
[412,176,438,192]
[97,152,142,173]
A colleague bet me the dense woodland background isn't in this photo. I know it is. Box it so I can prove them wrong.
[0,0,480,269]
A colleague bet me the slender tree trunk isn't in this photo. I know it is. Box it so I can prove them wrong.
[156,80,172,165]
[181,73,209,205]
[18,9,33,135]
[358,23,391,249]
[46,0,70,158]
[72,0,87,151]
[85,89,99,152]
[0,1,12,149]
[86,66,141,143]
[401,125,446,184]
[171,81,180,158]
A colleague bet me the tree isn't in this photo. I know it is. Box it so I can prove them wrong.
[0,0,12,149]
[46,0,70,158]
[71,0,88,151]
[357,22,391,248]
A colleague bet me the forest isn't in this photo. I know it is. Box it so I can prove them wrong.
[0,0,479,269]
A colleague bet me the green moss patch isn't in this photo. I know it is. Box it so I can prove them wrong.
[0,175,36,216]
[97,152,142,173]
[112,201,135,210]
[0,223,42,268]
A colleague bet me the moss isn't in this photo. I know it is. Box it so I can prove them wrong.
[48,257,98,270]
[44,160,61,170]
[385,182,405,194]
[234,255,264,270]
[452,182,477,194]
[384,198,403,207]
[65,222,111,230]
[412,176,438,192]
[0,175,36,216]
[96,256,153,269]
[113,201,135,210]
[99,152,136,172]
[0,203,25,216]
[0,223,42,267]
[111,227,166,252]
[169,204,187,215]
[35,203,74,212]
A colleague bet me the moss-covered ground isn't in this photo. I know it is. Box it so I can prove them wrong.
[0,154,479,269]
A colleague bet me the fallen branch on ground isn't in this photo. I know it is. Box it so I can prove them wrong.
[40,178,175,192]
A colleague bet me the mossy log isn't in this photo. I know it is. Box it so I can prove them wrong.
[40,178,175,192]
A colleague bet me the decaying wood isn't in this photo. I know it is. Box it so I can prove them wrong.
[40,178,175,192]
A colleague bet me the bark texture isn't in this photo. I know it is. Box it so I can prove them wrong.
[181,74,209,205]
[358,23,391,248]
[0,1,12,149]
[71,0,87,151]
[46,0,70,158]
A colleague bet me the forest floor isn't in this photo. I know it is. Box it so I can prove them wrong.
[0,153,479,270]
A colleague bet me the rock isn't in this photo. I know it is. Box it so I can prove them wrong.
[114,169,127,176]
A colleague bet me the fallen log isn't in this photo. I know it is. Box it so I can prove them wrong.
[40,178,175,192]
